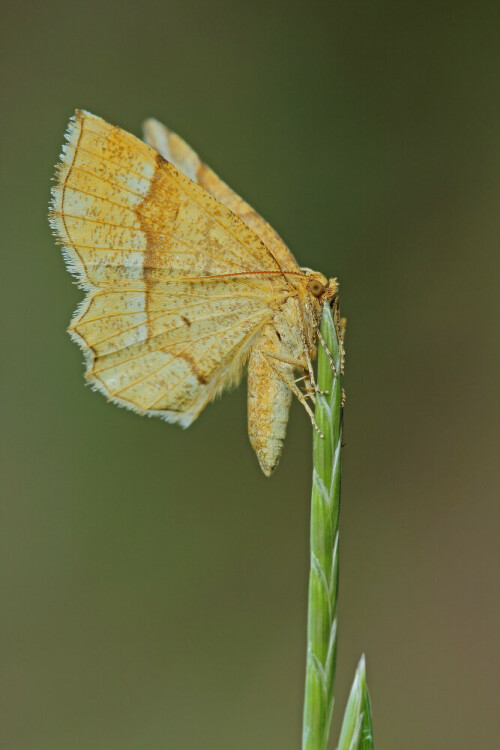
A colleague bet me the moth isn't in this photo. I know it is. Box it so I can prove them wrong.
[50,111,339,475]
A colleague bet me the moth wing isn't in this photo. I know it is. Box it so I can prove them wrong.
[68,282,271,424]
[143,118,299,271]
[50,110,292,423]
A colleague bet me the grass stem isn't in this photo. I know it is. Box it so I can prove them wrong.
[302,301,344,750]
[301,300,375,750]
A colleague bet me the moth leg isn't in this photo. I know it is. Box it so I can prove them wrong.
[307,352,329,396]
[295,301,329,395]
[317,329,338,378]
[263,353,324,439]
[263,353,315,402]
[266,350,325,398]
[306,347,329,395]
[293,373,310,389]
[293,375,318,404]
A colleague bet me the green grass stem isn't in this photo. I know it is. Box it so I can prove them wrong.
[302,301,374,750]
[302,301,343,750]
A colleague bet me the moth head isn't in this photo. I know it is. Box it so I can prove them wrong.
[303,270,338,304]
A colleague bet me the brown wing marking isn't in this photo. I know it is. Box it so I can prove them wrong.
[143,118,299,271]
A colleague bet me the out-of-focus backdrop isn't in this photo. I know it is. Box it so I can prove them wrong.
[1,2,498,749]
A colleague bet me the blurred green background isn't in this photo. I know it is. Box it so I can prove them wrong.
[1,2,498,748]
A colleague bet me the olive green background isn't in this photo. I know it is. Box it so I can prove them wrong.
[1,2,498,749]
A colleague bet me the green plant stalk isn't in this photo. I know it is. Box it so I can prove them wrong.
[302,301,344,750]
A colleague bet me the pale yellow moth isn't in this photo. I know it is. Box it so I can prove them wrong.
[50,111,339,475]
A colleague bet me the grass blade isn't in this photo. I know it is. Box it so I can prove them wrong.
[337,655,374,750]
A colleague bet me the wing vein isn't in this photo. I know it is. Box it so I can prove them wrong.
[79,293,273,325]
[95,312,268,374]
[87,304,254,349]
[158,169,279,280]
[69,165,145,199]
[81,124,157,164]
[76,144,154,180]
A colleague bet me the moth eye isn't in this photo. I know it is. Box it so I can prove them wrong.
[309,279,325,297]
